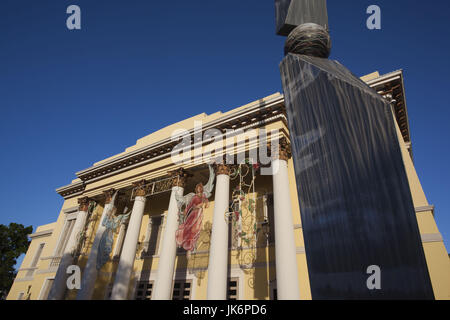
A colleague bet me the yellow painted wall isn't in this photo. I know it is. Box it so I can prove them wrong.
[393,112,450,300]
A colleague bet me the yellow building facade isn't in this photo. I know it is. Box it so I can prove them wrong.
[7,70,450,300]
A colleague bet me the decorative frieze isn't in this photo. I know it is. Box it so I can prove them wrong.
[103,188,116,204]
[78,197,90,212]
[130,175,189,200]
[132,180,148,197]
[215,163,232,176]
[70,95,285,185]
[168,168,191,188]
[56,180,85,199]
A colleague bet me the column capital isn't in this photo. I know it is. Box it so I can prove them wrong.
[214,163,232,176]
[133,180,148,197]
[103,188,116,204]
[168,168,192,188]
[268,137,292,161]
[78,197,90,212]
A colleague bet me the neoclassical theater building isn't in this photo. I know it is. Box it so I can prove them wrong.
[7,70,450,300]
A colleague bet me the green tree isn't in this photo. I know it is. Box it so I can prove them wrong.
[0,223,33,299]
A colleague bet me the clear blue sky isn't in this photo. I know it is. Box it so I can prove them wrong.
[1,0,449,270]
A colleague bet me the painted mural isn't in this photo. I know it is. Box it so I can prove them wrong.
[175,164,215,259]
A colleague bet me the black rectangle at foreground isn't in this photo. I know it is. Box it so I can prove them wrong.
[280,54,434,299]
[3,300,445,319]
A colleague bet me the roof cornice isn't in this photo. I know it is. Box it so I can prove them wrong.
[57,94,286,198]
[56,180,84,199]
[56,71,411,200]
[366,70,411,146]
[75,95,285,180]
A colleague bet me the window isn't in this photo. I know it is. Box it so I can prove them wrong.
[26,243,45,277]
[135,281,154,300]
[172,280,192,300]
[227,278,239,300]
[55,219,76,256]
[142,216,163,257]
[39,278,54,300]
[149,216,163,255]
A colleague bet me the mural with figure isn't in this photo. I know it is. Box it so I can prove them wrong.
[175,164,215,259]
[97,191,131,270]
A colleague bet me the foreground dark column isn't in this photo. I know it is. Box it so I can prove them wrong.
[276,0,434,299]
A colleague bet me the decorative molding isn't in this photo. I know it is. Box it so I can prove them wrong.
[63,206,79,214]
[168,168,191,188]
[35,268,58,275]
[214,163,232,176]
[132,180,147,197]
[278,137,292,161]
[14,276,35,282]
[296,247,306,254]
[17,267,38,272]
[130,175,185,200]
[66,211,78,221]
[56,95,286,198]
[28,229,53,239]
[40,255,61,260]
[421,233,443,243]
[416,205,435,215]
[78,197,90,212]
[56,180,85,199]
[103,188,116,204]
[366,70,411,145]
[56,112,288,201]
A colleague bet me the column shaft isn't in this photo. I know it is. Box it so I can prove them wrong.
[110,196,146,300]
[112,222,127,259]
[272,159,300,300]
[152,186,184,300]
[207,174,230,300]
[48,202,89,300]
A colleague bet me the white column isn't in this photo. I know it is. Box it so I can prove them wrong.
[76,190,117,300]
[152,185,184,300]
[207,165,230,300]
[112,221,128,259]
[272,150,301,300]
[48,197,91,300]
[110,182,147,300]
